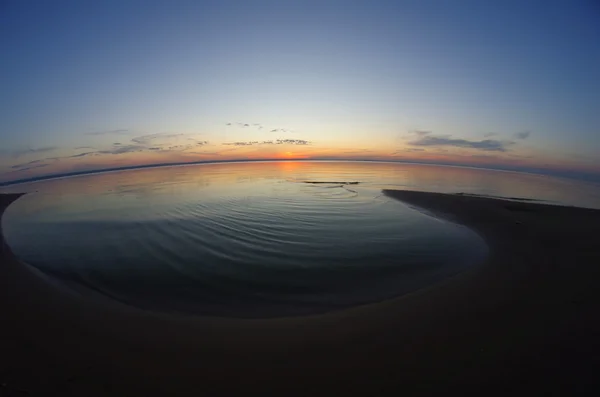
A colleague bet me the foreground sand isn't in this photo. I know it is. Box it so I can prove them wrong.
[1,191,600,396]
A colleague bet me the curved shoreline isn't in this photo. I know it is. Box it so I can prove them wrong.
[2,191,488,319]
[2,192,600,395]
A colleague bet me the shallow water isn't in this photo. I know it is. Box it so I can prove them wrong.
[3,161,599,317]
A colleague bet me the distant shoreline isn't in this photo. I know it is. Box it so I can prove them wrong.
[3,158,599,187]
[1,191,600,395]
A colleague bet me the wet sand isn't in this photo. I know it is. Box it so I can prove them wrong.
[1,191,600,396]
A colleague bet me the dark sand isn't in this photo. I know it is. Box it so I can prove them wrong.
[1,191,600,396]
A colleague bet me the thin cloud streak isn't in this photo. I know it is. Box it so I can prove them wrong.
[226,122,297,133]
[514,131,532,140]
[4,138,211,172]
[222,139,309,146]
[6,147,57,158]
[409,136,513,152]
[67,151,98,158]
[408,130,432,137]
[11,159,44,169]
[98,145,147,155]
[131,133,186,145]
[11,163,50,172]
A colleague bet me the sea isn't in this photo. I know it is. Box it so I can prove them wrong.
[2,161,599,317]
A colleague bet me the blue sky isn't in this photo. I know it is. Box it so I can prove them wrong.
[1,0,599,183]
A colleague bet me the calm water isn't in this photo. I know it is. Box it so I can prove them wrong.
[3,161,599,317]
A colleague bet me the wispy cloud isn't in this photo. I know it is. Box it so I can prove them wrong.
[223,141,260,146]
[11,159,44,169]
[126,133,208,152]
[5,157,60,176]
[131,133,185,145]
[85,129,129,136]
[269,128,295,133]
[277,139,309,145]
[226,122,262,129]
[8,146,57,158]
[409,136,513,152]
[222,139,310,146]
[3,134,211,176]
[50,145,146,157]
[514,131,531,140]
[98,144,147,155]
[408,130,432,137]
[12,163,51,172]
[67,151,99,158]
[484,132,498,137]
[159,144,201,151]
[123,136,209,153]
[225,122,299,133]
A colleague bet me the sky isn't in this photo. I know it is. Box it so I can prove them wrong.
[1,0,599,184]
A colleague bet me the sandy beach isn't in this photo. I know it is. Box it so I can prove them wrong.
[2,190,600,396]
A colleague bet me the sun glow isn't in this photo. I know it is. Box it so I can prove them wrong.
[277,151,307,159]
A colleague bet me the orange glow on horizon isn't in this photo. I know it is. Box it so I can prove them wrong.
[4,141,597,185]
[275,151,309,160]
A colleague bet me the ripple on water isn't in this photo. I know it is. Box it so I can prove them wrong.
[2,165,489,317]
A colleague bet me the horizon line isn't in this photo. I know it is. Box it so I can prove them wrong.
[1,158,599,187]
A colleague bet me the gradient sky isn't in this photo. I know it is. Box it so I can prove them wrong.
[1,0,599,183]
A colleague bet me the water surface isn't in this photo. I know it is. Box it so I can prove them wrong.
[4,161,598,317]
